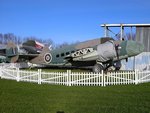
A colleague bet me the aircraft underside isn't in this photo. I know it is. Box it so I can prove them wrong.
[38,60,122,73]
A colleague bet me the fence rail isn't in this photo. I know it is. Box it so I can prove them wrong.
[0,68,150,86]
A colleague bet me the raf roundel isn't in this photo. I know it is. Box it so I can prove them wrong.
[44,53,52,63]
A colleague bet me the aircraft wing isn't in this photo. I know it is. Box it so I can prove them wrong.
[65,48,98,62]
[18,54,39,61]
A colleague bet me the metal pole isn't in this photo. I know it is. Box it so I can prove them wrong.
[133,56,136,70]
[101,24,150,27]
[131,26,133,40]
[104,24,108,37]
[120,24,124,40]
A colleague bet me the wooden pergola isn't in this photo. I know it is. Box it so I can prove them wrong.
[101,24,150,40]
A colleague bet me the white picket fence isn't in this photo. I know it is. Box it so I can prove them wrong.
[0,68,150,86]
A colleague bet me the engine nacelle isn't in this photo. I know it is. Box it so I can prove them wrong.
[97,40,117,62]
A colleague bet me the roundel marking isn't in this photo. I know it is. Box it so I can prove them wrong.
[44,53,52,63]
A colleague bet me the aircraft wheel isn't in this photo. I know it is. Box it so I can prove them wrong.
[114,61,121,71]
[92,64,104,73]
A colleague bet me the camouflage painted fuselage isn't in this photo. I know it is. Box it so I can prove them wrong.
[47,38,144,68]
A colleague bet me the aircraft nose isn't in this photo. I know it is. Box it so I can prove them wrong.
[126,40,144,57]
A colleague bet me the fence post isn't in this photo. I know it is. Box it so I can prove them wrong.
[38,69,41,84]
[67,70,71,86]
[0,67,2,78]
[16,68,20,82]
[102,70,106,87]
[135,70,138,85]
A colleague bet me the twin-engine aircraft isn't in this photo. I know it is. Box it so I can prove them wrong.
[0,37,144,72]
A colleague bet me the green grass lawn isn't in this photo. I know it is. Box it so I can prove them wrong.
[0,79,150,113]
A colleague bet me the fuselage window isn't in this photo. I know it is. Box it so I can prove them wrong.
[71,51,75,53]
[66,52,70,55]
[61,53,65,57]
[56,54,59,58]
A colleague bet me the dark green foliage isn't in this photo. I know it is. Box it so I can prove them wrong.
[0,79,150,113]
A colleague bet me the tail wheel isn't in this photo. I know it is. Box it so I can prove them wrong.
[92,64,104,73]
[44,53,52,63]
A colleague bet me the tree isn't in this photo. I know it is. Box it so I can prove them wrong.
[0,33,3,44]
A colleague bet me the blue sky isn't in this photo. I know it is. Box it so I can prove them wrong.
[0,0,150,44]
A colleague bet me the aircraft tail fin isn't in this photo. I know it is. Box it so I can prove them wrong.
[6,42,19,63]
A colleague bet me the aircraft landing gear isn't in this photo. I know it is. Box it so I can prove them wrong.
[114,61,122,71]
[92,61,122,73]
[92,64,104,73]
